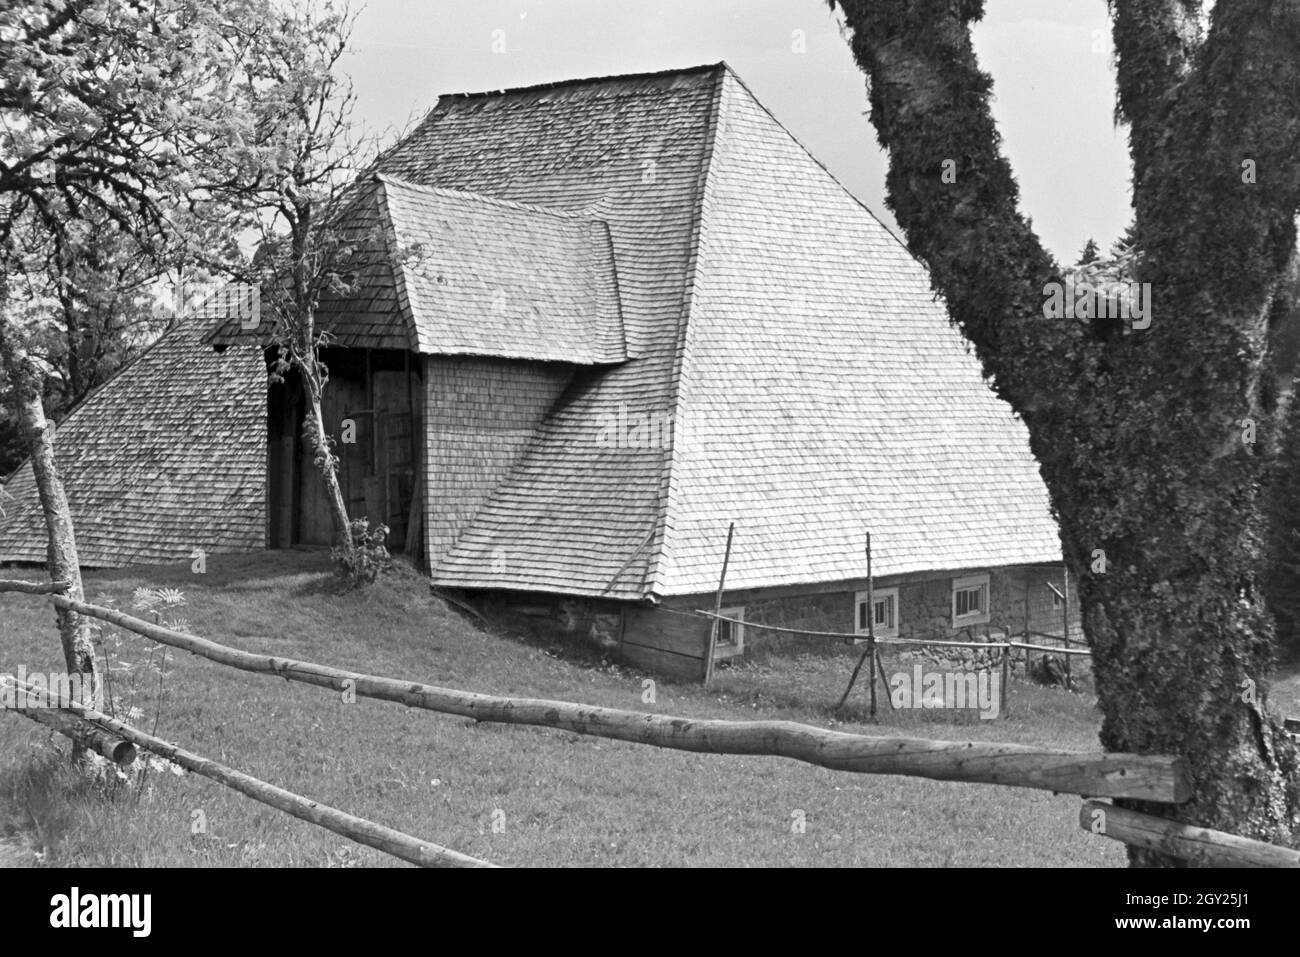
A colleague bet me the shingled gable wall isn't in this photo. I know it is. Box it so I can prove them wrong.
[424,356,575,567]
[387,67,721,597]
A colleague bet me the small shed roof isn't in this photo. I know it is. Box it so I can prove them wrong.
[206,178,626,364]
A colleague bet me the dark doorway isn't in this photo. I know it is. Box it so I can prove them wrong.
[266,348,420,554]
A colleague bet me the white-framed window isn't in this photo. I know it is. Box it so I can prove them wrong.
[854,587,900,639]
[1051,589,1063,610]
[714,606,745,659]
[951,574,991,626]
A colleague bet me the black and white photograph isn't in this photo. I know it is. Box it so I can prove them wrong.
[0,0,1296,926]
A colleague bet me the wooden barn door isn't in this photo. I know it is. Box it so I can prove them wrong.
[378,410,414,546]
[272,349,418,551]
[339,360,417,551]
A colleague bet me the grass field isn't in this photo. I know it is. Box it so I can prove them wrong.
[2,551,1291,868]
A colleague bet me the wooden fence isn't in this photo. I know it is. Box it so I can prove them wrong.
[0,673,494,868]
[2,579,1298,868]
[692,608,1089,718]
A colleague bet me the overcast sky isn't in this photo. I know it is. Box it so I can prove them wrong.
[344,0,1130,264]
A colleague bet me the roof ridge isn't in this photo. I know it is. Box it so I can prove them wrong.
[431,62,727,105]
[638,64,729,598]
[372,178,424,353]
[374,174,605,222]
[720,67,916,259]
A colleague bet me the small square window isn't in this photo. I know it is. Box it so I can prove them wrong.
[952,574,991,626]
[713,606,745,660]
[855,588,900,639]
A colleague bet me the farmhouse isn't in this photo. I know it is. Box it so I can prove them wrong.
[0,63,1075,679]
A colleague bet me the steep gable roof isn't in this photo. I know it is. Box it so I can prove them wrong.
[0,321,265,567]
[393,65,726,598]
[426,64,1060,598]
[651,70,1060,594]
[0,63,1062,595]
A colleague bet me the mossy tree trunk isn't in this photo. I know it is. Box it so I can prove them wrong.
[832,0,1300,863]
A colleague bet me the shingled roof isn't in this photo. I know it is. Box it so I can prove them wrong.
[0,321,265,567]
[403,63,1061,598]
[0,63,1062,595]
[207,177,625,364]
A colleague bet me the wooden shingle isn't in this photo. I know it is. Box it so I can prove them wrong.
[0,322,266,567]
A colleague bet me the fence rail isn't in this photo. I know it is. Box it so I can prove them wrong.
[10,700,136,765]
[3,583,1295,866]
[692,609,1093,656]
[0,579,71,596]
[1,675,494,869]
[50,594,1182,802]
[1080,800,1300,868]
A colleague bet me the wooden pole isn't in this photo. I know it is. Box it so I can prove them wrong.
[1023,570,1031,674]
[6,702,135,765]
[867,637,877,719]
[835,643,874,710]
[702,522,734,686]
[866,533,876,719]
[1080,800,1300,868]
[873,648,896,711]
[835,532,876,712]
[1008,641,1091,656]
[10,676,494,868]
[0,579,71,595]
[1062,565,1072,687]
[1000,644,1010,717]
[49,595,1189,803]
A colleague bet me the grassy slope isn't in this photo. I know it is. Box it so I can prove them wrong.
[7,550,1271,868]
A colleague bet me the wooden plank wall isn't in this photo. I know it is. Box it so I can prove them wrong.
[621,606,709,681]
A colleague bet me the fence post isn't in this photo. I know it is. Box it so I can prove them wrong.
[1023,570,1032,677]
[703,522,734,687]
[835,532,876,712]
[1000,643,1010,717]
[868,635,877,719]
[867,533,876,719]
[874,647,895,712]
[1063,565,1072,687]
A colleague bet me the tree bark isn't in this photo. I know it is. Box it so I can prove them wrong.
[832,0,1300,864]
[300,361,353,553]
[286,196,357,573]
[0,315,101,711]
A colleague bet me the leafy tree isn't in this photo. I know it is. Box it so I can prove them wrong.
[0,212,178,477]
[0,0,272,709]
[831,0,1300,863]
[215,0,387,585]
